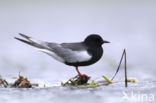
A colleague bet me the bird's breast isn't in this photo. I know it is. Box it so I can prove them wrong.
[88,47,103,64]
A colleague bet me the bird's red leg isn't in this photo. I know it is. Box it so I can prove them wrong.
[76,66,82,76]
[75,66,88,77]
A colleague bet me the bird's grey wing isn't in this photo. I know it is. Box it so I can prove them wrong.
[15,33,47,49]
[45,43,92,63]
[15,33,64,62]
[60,43,87,51]
[15,33,92,63]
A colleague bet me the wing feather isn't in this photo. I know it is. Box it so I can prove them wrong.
[43,43,92,63]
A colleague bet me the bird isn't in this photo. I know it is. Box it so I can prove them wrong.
[15,33,110,77]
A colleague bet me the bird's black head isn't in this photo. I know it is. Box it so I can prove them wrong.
[84,34,110,47]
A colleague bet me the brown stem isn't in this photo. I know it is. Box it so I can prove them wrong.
[111,50,125,81]
[124,49,128,88]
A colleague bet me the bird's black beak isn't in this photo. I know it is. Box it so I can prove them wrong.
[102,40,110,44]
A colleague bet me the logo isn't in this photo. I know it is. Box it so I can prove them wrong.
[122,90,155,102]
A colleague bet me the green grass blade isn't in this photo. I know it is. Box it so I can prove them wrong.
[102,75,113,84]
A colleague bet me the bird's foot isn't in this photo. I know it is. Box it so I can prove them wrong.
[62,74,90,86]
[78,74,90,82]
[76,74,90,85]
[78,74,88,77]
